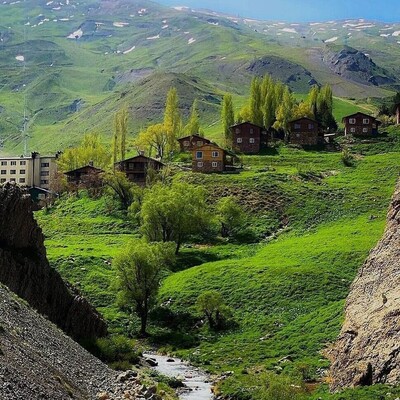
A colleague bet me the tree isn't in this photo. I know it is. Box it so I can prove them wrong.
[163,87,182,155]
[114,241,175,336]
[263,90,275,129]
[216,196,246,238]
[140,182,209,254]
[104,171,137,209]
[196,290,233,330]
[113,109,129,164]
[307,85,320,117]
[221,94,235,148]
[292,101,314,120]
[184,99,200,135]
[249,77,263,126]
[273,87,294,136]
[134,123,168,159]
[57,133,111,172]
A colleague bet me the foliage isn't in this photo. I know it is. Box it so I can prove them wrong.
[216,196,246,238]
[196,290,234,330]
[184,99,200,135]
[57,133,111,172]
[273,86,295,135]
[341,148,355,167]
[222,94,235,148]
[114,241,175,336]
[249,77,264,127]
[113,109,129,163]
[163,87,182,155]
[104,171,139,210]
[135,123,168,159]
[140,181,210,254]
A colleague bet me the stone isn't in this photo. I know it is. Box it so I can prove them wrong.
[328,181,400,390]
[97,393,109,400]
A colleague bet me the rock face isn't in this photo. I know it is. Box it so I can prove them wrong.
[0,183,107,340]
[0,283,149,400]
[324,46,395,86]
[329,182,400,390]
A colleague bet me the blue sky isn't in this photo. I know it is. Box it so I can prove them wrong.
[157,0,400,22]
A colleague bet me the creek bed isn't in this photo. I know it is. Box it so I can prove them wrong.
[143,352,214,400]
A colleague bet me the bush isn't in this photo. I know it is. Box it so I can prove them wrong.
[341,148,355,167]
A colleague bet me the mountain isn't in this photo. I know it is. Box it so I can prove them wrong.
[0,0,400,153]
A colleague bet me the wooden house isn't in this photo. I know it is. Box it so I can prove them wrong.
[288,117,320,146]
[230,122,265,154]
[342,112,381,136]
[177,134,211,152]
[192,143,231,173]
[64,164,103,185]
[115,154,164,185]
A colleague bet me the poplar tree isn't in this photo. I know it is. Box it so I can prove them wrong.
[273,86,294,136]
[263,90,275,129]
[185,99,200,135]
[113,109,129,164]
[163,87,181,154]
[249,77,263,126]
[221,94,235,148]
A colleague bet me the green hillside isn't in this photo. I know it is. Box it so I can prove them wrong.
[36,129,400,399]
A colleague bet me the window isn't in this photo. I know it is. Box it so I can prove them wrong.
[1,161,6,166]
[197,141,203,146]
[211,151,219,157]
[20,160,26,165]
[249,138,255,144]
[363,127,368,133]
[1,170,6,175]
[349,118,356,124]
[0,178,5,183]
[212,162,218,168]
[183,140,190,146]
[237,138,242,143]
[196,151,203,159]
[128,162,135,170]
[294,123,301,130]
[235,128,240,134]
[10,170,16,175]
[19,169,25,174]
[350,127,356,133]
[363,118,369,124]
[40,180,49,185]
[10,161,16,166]
[197,162,203,168]
[249,128,254,134]
[308,123,314,129]
[38,194,46,200]
[19,178,25,183]
[41,171,49,176]
[41,162,50,168]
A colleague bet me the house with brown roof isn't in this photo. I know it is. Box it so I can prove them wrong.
[230,122,266,154]
[64,164,104,185]
[177,134,211,152]
[192,143,232,173]
[288,117,320,146]
[342,112,381,136]
[115,154,164,185]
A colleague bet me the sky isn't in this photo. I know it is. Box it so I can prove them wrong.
[156,0,400,22]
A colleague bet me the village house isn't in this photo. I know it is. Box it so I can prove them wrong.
[288,117,320,146]
[115,154,164,185]
[0,152,59,190]
[342,112,381,136]
[192,143,233,173]
[230,122,266,154]
[177,134,211,152]
[64,163,104,185]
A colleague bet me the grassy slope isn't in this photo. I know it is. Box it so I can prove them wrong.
[36,131,400,398]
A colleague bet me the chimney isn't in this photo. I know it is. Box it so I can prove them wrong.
[88,160,94,167]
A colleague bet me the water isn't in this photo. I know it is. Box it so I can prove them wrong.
[143,353,214,400]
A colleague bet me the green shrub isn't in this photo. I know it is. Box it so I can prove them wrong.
[341,148,355,167]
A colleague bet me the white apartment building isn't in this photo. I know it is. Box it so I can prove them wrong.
[0,152,59,190]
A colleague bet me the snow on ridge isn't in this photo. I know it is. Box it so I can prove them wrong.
[123,45,136,54]
[67,28,83,39]
[324,36,338,43]
[162,25,169,29]
[147,34,160,40]
[281,28,297,33]
[15,55,24,62]
[188,37,196,44]
[113,22,129,27]
[392,31,400,36]
[173,6,188,11]
[380,33,390,37]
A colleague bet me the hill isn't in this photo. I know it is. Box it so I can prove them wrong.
[0,0,400,153]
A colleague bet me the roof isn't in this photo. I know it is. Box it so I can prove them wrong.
[115,154,165,166]
[64,165,104,175]
[289,117,318,124]
[194,142,225,152]
[230,121,264,129]
[177,134,210,142]
[341,112,377,122]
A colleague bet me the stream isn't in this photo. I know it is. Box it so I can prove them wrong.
[143,352,214,400]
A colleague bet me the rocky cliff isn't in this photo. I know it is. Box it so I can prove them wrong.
[0,183,107,340]
[0,283,156,400]
[329,181,400,390]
